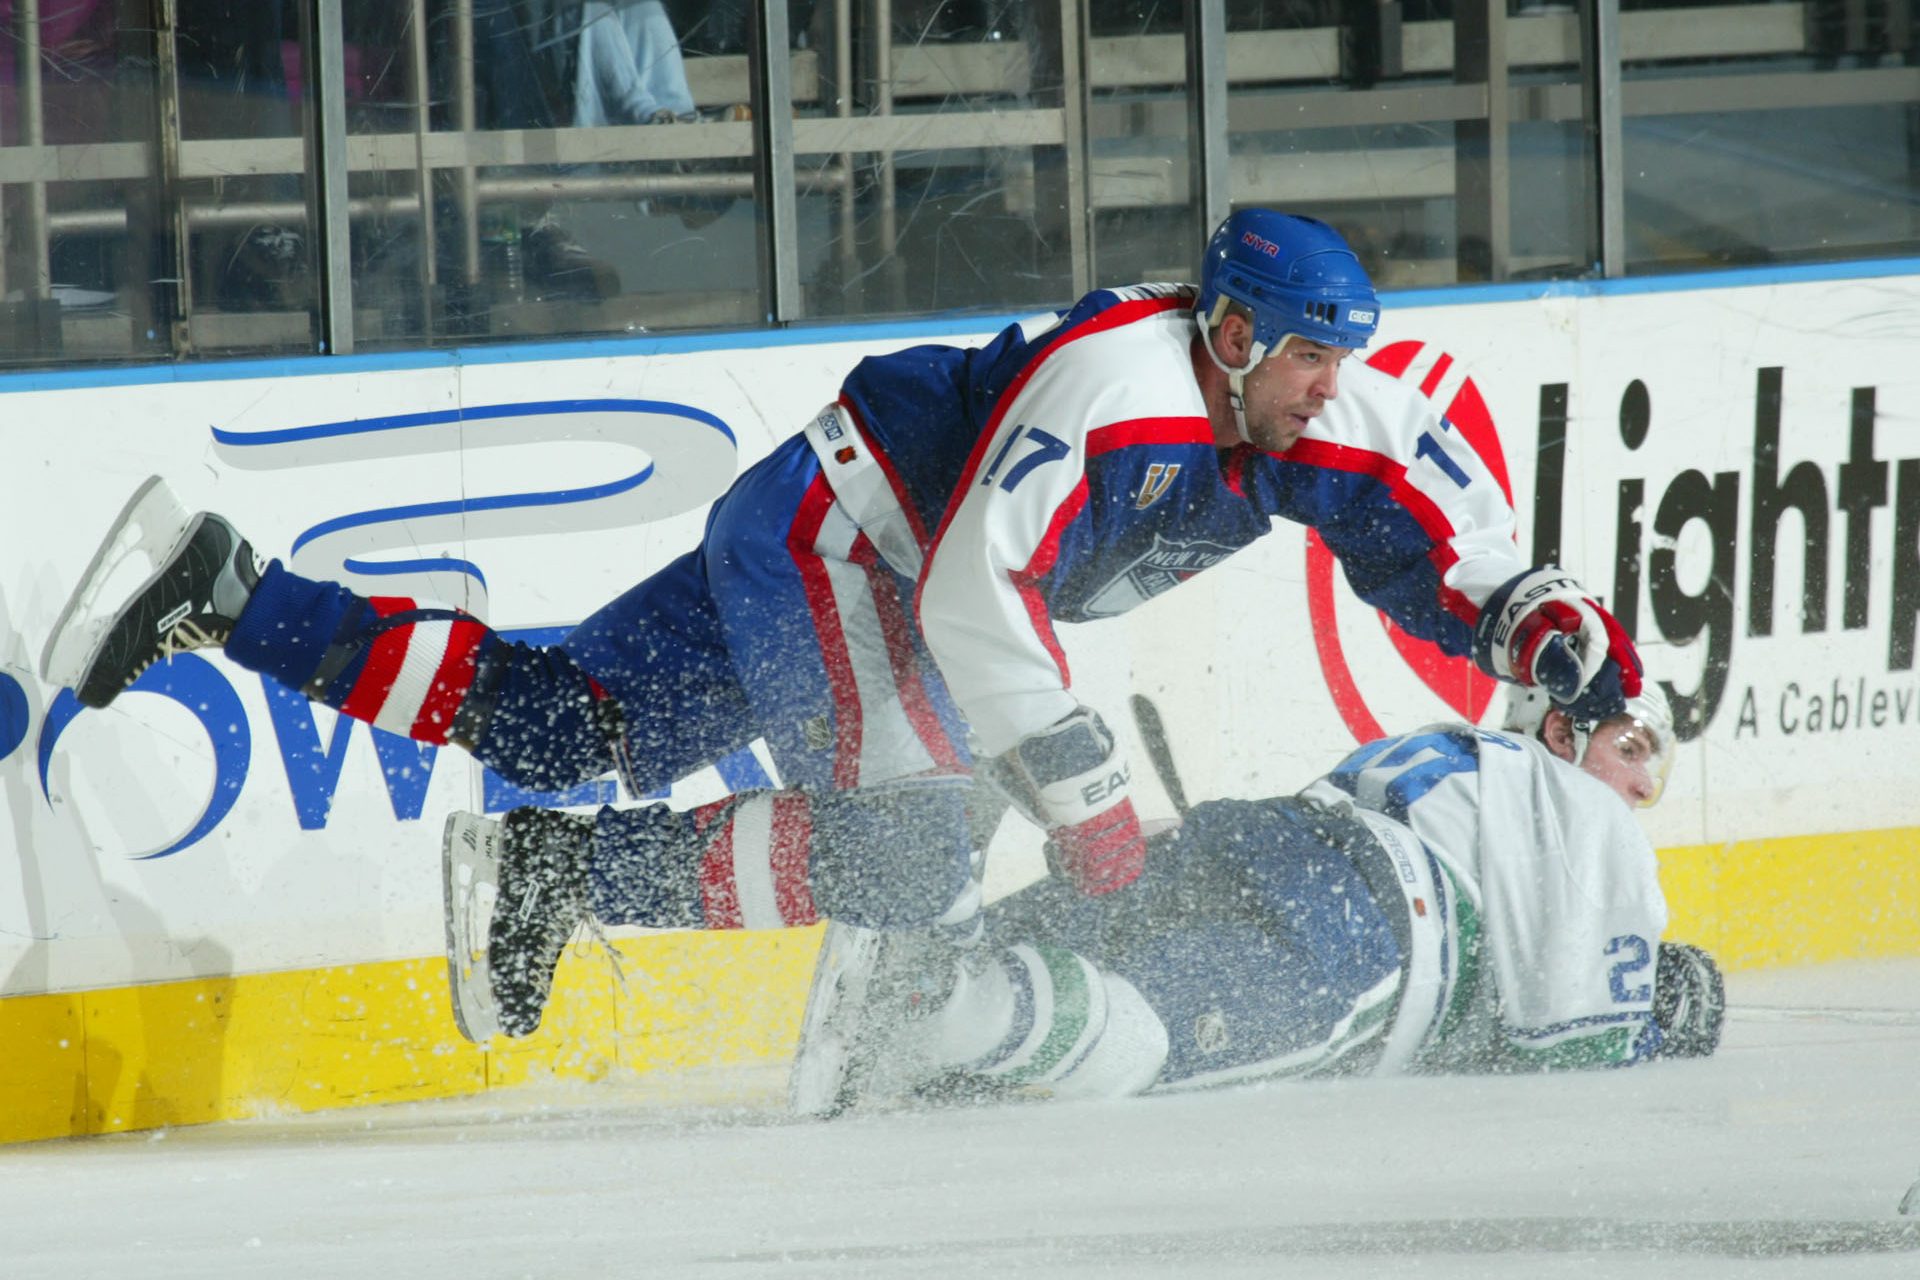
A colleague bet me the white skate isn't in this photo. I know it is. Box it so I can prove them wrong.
[41,477,191,690]
[443,810,504,1044]
[787,920,885,1118]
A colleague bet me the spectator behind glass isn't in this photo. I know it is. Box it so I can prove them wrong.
[575,0,698,125]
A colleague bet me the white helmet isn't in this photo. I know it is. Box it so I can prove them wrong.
[1502,681,1676,807]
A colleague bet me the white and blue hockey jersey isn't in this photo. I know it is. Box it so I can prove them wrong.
[819,285,1526,755]
[1303,725,1669,1071]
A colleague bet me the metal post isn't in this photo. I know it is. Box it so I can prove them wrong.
[306,0,355,354]
[1028,0,1091,296]
[456,0,481,286]
[874,0,901,310]
[835,0,856,289]
[409,0,439,309]
[155,0,193,353]
[19,0,50,297]
[1580,0,1625,277]
[1185,0,1231,249]
[750,0,802,322]
[1059,0,1092,294]
[1454,0,1509,282]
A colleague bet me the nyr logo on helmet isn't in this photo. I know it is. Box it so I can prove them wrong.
[1239,231,1282,258]
[1307,341,1511,741]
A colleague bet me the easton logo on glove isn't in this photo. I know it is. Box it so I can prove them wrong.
[1475,567,1643,714]
[999,706,1147,896]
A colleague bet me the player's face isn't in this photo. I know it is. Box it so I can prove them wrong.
[1241,337,1351,454]
[1575,714,1666,808]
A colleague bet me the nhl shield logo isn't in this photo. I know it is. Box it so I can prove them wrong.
[1194,1011,1230,1054]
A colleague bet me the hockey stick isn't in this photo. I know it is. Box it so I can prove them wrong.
[1129,693,1189,817]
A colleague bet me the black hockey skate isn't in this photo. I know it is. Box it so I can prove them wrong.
[40,476,260,709]
[443,807,596,1041]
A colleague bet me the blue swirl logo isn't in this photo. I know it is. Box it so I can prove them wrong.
[35,397,742,859]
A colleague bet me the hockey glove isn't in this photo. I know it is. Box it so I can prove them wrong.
[1475,567,1643,718]
[1651,941,1726,1059]
[996,706,1145,897]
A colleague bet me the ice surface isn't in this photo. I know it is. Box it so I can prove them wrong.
[8,959,1920,1279]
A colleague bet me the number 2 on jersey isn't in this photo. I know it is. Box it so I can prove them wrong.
[1605,934,1653,1003]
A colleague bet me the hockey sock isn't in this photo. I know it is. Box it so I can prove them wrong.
[943,945,1167,1099]
[587,791,820,931]
[226,562,494,745]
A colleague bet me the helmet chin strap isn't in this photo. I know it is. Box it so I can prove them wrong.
[1198,300,1283,445]
[1560,712,1597,766]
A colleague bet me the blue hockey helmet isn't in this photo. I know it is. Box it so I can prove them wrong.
[1196,210,1380,360]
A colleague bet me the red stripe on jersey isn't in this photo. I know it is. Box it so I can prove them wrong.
[1084,415,1212,457]
[1007,481,1091,686]
[1221,444,1254,498]
[787,474,864,787]
[699,817,743,929]
[1418,352,1455,399]
[410,616,487,744]
[691,798,732,833]
[337,596,418,724]
[838,393,932,551]
[1285,438,1479,626]
[850,534,964,772]
[768,793,819,926]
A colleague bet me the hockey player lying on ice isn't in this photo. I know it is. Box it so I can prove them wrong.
[787,683,1726,1117]
[41,209,1643,1044]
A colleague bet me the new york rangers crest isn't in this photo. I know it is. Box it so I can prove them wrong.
[1082,534,1238,617]
[1135,462,1182,510]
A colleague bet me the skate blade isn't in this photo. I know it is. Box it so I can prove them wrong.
[788,921,883,1119]
[442,811,504,1044]
[39,476,194,691]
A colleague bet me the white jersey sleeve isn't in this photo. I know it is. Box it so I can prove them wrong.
[1295,361,1526,632]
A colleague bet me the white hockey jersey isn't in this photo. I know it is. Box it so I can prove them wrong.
[1301,724,1669,1070]
[831,285,1527,756]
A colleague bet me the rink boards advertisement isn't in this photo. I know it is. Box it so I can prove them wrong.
[2,263,1918,1138]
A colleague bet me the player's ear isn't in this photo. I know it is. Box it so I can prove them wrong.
[1541,708,1577,762]
[1218,309,1255,364]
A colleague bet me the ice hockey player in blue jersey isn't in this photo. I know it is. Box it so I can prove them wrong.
[42,209,1646,1042]
[790,684,1726,1115]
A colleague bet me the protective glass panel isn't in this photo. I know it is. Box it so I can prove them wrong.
[0,4,316,365]
[342,0,764,349]
[1621,0,1920,272]
[1223,2,1599,287]
[1085,4,1205,285]
[793,0,1082,320]
[176,5,319,356]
